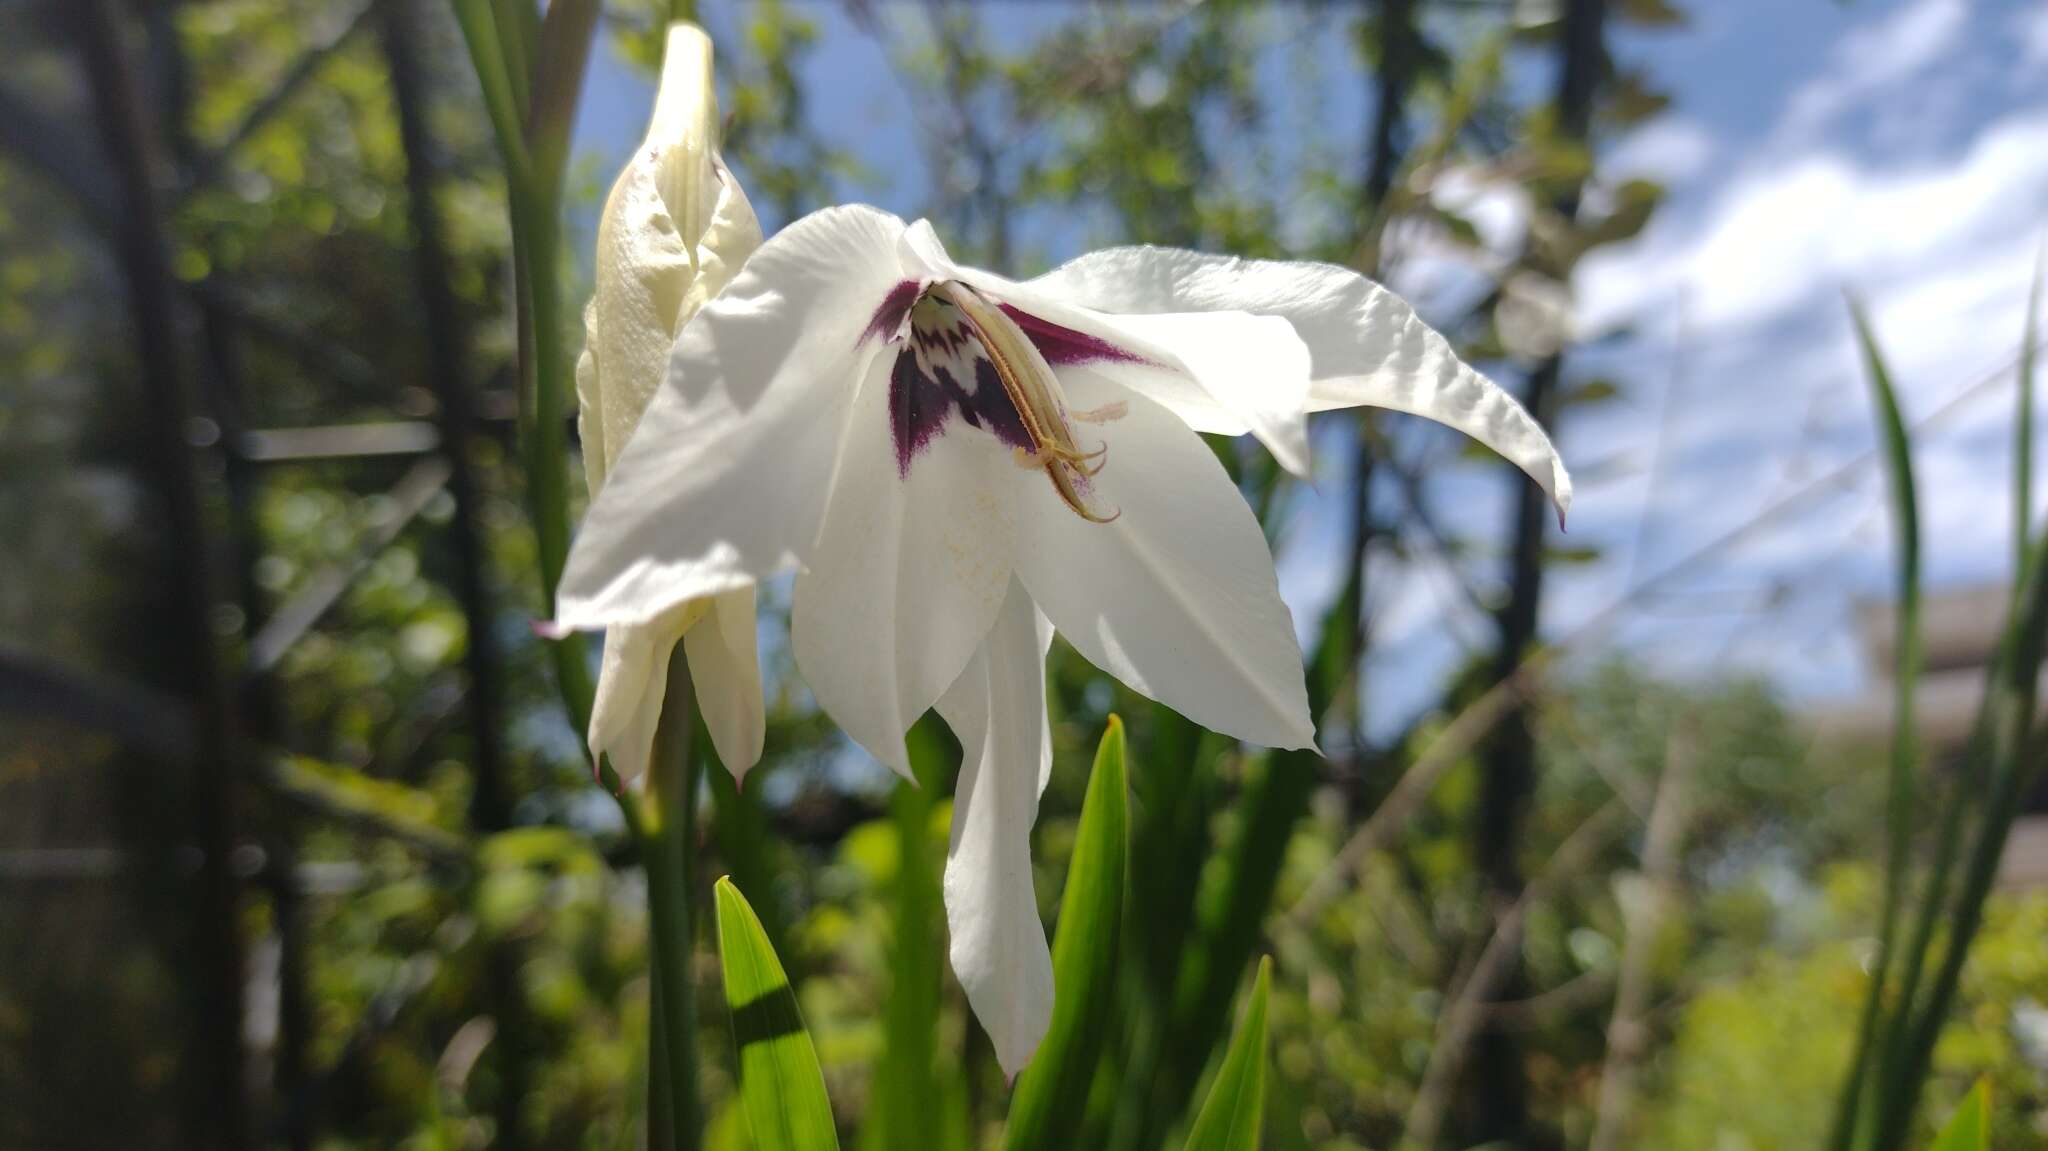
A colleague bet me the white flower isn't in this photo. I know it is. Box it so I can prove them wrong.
[575,22,765,785]
[555,205,1569,1072]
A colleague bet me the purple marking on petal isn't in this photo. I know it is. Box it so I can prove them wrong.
[889,350,952,476]
[887,347,1033,475]
[1000,303,1151,366]
[864,279,923,346]
[888,291,1036,475]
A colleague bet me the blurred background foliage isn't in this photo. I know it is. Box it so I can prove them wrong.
[2,0,2044,1149]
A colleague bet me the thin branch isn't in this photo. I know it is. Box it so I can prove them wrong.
[1287,337,2042,920]
[179,0,386,196]
[1588,721,1696,1151]
[1400,801,1628,1151]
[247,457,452,673]
[0,646,195,763]
[1284,649,1555,928]
[1482,967,1616,1032]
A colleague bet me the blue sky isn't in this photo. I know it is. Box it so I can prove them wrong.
[570,0,2048,736]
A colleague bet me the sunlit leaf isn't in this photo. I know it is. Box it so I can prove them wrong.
[1183,957,1272,1151]
[1005,716,1130,1151]
[1927,1080,1989,1151]
[714,877,840,1151]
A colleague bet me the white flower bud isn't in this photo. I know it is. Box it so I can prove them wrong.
[576,22,764,784]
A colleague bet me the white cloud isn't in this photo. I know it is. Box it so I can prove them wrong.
[1578,109,2048,338]
[1780,0,1969,143]
[1605,116,1718,184]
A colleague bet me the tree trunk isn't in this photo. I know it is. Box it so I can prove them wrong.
[1470,0,1604,1145]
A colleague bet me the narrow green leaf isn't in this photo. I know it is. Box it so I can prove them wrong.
[713,877,839,1151]
[1182,957,1273,1151]
[1829,296,1923,1151]
[2018,244,2042,575]
[1928,1080,1989,1151]
[1006,716,1131,1151]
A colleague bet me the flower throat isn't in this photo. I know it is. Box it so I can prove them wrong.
[884,281,1121,523]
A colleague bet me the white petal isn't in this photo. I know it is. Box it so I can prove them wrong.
[899,220,1316,478]
[684,586,766,779]
[556,205,913,631]
[790,352,1019,777]
[935,576,1056,1077]
[1079,310,1313,478]
[1014,375,1316,750]
[587,601,706,785]
[1030,246,1572,520]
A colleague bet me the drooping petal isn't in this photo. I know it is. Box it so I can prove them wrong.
[586,600,707,785]
[1014,375,1317,751]
[791,350,1019,776]
[898,221,1317,478]
[684,586,766,779]
[556,205,914,631]
[935,576,1056,1077]
[1028,246,1573,520]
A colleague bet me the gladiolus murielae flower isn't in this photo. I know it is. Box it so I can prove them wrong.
[555,206,1571,1072]
[575,22,764,785]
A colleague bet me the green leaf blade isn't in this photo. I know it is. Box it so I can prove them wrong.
[1005,716,1131,1151]
[1928,1080,1989,1151]
[1182,957,1273,1151]
[713,876,840,1151]
[1828,297,1924,1151]
[2018,245,2042,574]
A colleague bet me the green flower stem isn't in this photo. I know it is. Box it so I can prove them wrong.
[648,972,675,1149]
[449,2,695,1144]
[448,0,530,188]
[489,0,536,112]
[642,647,704,1151]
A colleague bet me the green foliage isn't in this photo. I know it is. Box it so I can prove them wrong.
[1006,717,1130,1151]
[863,719,951,1151]
[1928,1081,1988,1151]
[1183,957,1273,1151]
[1832,296,1925,1151]
[25,1,2048,1149]
[714,877,840,1151]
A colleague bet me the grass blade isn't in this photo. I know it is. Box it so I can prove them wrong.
[1829,294,1922,1149]
[1928,1081,1989,1151]
[2019,245,2042,574]
[1182,957,1273,1151]
[1006,717,1131,1151]
[713,877,840,1151]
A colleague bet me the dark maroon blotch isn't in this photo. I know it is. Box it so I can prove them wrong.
[999,303,1150,366]
[863,279,923,345]
[888,348,1031,476]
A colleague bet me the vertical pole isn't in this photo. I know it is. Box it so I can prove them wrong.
[72,2,250,1147]
[147,5,314,1140]
[1472,1,1603,1146]
[377,3,530,1146]
[1345,0,1417,756]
